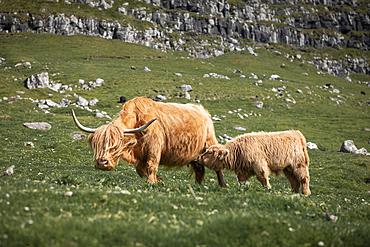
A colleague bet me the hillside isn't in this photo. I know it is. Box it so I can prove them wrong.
[1,0,370,76]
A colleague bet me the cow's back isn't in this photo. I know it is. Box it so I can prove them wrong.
[116,97,217,167]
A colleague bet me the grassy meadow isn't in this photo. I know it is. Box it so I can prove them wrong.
[0,32,370,246]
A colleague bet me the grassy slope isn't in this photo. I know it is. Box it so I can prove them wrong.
[0,33,370,246]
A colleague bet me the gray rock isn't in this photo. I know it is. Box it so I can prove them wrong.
[254,101,263,108]
[269,74,280,80]
[45,99,61,108]
[339,140,357,153]
[88,98,99,106]
[153,95,166,101]
[48,83,62,92]
[355,147,368,155]
[143,66,151,71]
[184,92,191,100]
[24,142,35,148]
[76,96,88,106]
[25,72,49,89]
[3,165,15,176]
[60,99,72,107]
[306,142,318,149]
[95,112,104,118]
[180,84,193,92]
[234,126,246,131]
[23,122,51,130]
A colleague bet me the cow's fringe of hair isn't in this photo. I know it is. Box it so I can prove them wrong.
[88,124,137,161]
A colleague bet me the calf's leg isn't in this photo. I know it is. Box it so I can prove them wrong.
[254,162,271,189]
[216,170,227,187]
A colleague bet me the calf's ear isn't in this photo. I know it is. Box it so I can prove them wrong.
[218,149,229,160]
[211,146,219,156]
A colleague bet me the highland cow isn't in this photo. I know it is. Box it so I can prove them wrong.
[72,97,226,186]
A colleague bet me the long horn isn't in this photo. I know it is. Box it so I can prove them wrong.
[71,109,97,133]
[124,118,157,133]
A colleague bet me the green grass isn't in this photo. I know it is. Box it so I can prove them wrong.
[0,33,370,246]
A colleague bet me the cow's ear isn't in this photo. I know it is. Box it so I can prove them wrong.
[218,149,229,160]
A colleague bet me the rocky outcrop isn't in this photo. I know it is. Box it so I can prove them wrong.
[0,0,369,74]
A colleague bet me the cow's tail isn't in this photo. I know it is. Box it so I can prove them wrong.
[188,161,205,184]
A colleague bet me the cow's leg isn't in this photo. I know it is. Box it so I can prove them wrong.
[146,153,162,184]
[135,161,148,178]
[216,170,227,187]
[283,168,300,193]
[254,162,271,189]
[294,165,311,195]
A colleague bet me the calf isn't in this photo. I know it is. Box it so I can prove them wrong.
[196,130,311,195]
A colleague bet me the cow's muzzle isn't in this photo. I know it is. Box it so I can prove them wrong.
[95,160,114,171]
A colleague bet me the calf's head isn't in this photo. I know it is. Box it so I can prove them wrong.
[196,145,229,171]
[72,109,156,171]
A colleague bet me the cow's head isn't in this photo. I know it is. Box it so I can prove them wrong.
[72,109,156,171]
[195,144,229,171]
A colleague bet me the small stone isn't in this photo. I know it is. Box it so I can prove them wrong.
[64,191,73,197]
[24,142,35,148]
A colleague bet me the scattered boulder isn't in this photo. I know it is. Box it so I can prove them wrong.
[24,142,35,148]
[356,147,368,155]
[175,73,182,77]
[184,92,191,100]
[153,95,166,101]
[3,165,15,176]
[254,101,263,108]
[95,112,105,118]
[76,96,89,106]
[88,98,99,106]
[218,134,234,143]
[143,66,151,71]
[44,99,61,108]
[180,84,192,92]
[23,122,51,130]
[25,72,49,89]
[306,142,318,149]
[339,140,358,153]
[269,74,280,80]
[60,99,72,107]
[212,115,221,121]
[234,126,246,131]
[48,83,62,92]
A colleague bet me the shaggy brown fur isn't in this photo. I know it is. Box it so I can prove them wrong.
[196,130,311,195]
[82,97,225,186]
